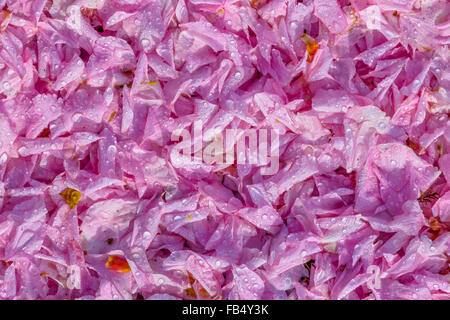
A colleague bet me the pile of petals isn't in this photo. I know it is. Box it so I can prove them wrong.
[0,0,449,300]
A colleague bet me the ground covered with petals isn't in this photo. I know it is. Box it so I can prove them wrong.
[0,0,449,300]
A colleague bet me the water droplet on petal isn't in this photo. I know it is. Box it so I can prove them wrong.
[72,113,82,122]
[143,231,151,239]
[107,145,117,154]
[18,146,28,156]
[0,153,7,165]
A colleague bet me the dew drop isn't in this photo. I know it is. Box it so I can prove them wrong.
[143,231,151,239]
[18,146,28,156]
[107,145,117,154]
[72,113,82,122]
[284,278,292,287]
